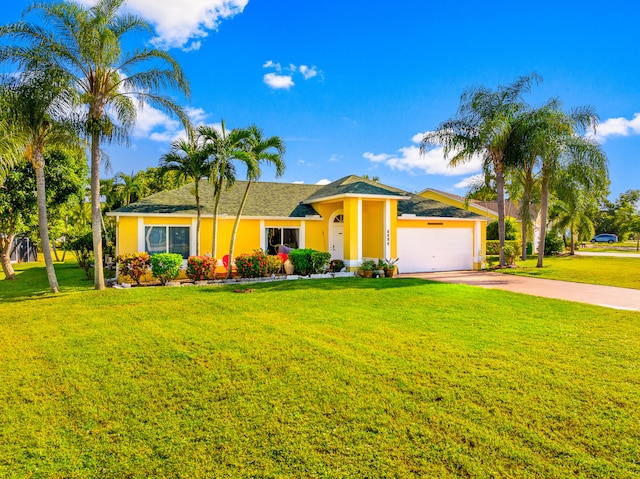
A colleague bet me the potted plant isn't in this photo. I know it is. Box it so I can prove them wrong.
[375,259,386,278]
[382,258,398,278]
[359,259,376,278]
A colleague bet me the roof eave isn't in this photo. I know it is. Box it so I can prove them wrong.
[304,193,411,204]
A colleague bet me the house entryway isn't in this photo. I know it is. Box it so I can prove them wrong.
[330,212,344,260]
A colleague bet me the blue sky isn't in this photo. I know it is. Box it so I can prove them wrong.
[2,0,640,199]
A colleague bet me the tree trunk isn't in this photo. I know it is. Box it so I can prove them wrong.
[52,240,60,262]
[536,170,550,268]
[33,149,59,293]
[91,131,105,290]
[569,220,576,255]
[227,181,252,278]
[495,161,506,267]
[0,231,16,280]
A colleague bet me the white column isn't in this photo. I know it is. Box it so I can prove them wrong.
[384,199,391,260]
[191,218,197,256]
[138,217,145,252]
[259,220,265,250]
[300,221,306,248]
[474,220,483,265]
[357,198,363,262]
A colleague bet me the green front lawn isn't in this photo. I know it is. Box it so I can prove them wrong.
[1,262,639,478]
[500,255,640,289]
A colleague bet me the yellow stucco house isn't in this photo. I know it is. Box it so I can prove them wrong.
[108,176,487,274]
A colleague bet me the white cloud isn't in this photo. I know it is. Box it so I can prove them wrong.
[262,60,323,89]
[132,102,216,143]
[364,133,483,176]
[588,113,640,143]
[263,60,282,71]
[329,154,341,163]
[299,65,318,80]
[454,174,484,189]
[263,73,294,90]
[292,181,304,184]
[315,179,331,185]
[76,0,247,51]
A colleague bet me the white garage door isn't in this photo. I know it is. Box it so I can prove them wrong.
[397,227,473,273]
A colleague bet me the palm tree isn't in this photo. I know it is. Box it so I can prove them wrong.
[227,126,285,277]
[113,171,150,207]
[420,74,540,266]
[503,119,543,261]
[1,70,77,293]
[0,0,191,290]
[199,122,252,258]
[525,101,607,267]
[159,133,210,255]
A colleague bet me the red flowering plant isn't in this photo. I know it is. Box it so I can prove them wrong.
[235,249,269,278]
[116,252,151,285]
[186,256,217,281]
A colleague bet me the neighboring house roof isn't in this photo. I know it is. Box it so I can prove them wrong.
[111,176,484,220]
[420,187,538,221]
[304,175,409,203]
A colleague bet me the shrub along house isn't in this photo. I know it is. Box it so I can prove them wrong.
[107,175,487,274]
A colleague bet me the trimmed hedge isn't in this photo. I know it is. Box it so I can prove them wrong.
[289,249,331,275]
[150,253,183,285]
[487,218,519,241]
[486,240,522,264]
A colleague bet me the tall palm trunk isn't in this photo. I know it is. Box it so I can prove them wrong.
[0,231,16,280]
[536,168,551,268]
[569,220,576,255]
[495,160,507,267]
[33,148,59,293]
[227,181,253,278]
[520,190,530,261]
[91,131,105,290]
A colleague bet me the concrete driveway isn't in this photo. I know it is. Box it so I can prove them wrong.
[399,270,640,312]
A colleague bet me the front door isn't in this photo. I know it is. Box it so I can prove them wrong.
[331,214,344,260]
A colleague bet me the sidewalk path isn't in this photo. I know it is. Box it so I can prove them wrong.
[575,251,640,258]
[399,271,640,312]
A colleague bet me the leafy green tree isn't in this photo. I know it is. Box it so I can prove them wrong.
[0,147,86,280]
[227,126,285,278]
[199,122,251,258]
[595,190,640,243]
[0,164,30,280]
[421,74,540,266]
[160,133,211,255]
[1,70,77,293]
[0,0,191,290]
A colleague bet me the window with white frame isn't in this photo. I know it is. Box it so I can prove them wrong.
[266,227,299,255]
[145,226,190,259]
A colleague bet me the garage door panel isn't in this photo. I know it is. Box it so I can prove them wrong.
[397,228,473,273]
